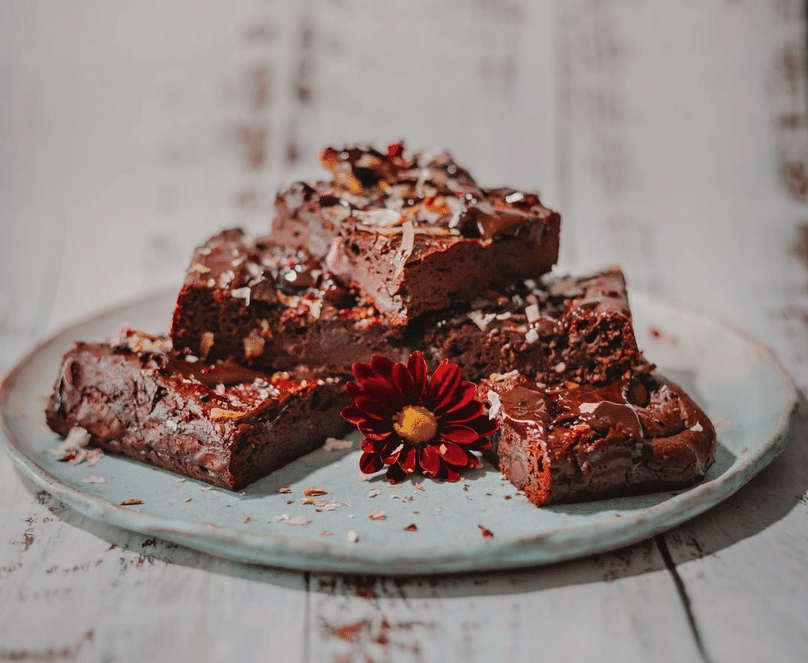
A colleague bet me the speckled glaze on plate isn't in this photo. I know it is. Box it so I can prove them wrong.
[0,289,798,574]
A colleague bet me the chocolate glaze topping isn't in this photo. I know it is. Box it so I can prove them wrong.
[484,371,716,506]
[272,143,561,323]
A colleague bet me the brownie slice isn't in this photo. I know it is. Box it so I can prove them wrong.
[480,370,716,507]
[420,265,644,386]
[272,143,561,324]
[169,228,406,377]
[170,229,643,385]
[45,330,350,490]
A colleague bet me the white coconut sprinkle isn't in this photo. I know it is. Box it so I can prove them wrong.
[231,286,251,306]
[524,303,541,323]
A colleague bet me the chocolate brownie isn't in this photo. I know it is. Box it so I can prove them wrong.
[481,370,716,506]
[420,265,644,386]
[45,330,350,490]
[169,228,406,377]
[272,143,561,323]
[170,229,643,385]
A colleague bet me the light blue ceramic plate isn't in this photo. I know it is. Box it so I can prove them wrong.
[0,290,798,574]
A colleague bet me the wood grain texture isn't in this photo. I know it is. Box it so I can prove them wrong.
[1,0,808,661]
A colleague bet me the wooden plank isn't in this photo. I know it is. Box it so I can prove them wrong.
[559,1,808,662]
[0,469,309,663]
[662,406,808,663]
[2,1,808,661]
[308,542,703,663]
[0,0,560,340]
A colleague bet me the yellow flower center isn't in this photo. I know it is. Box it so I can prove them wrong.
[393,405,438,445]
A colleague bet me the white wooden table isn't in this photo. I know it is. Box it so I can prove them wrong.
[2,2,807,661]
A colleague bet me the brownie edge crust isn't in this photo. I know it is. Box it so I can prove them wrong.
[45,338,350,490]
[480,371,716,507]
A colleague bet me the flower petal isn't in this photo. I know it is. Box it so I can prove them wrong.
[441,463,462,482]
[340,405,366,424]
[440,425,482,446]
[359,377,403,407]
[359,452,384,475]
[407,351,428,400]
[354,395,396,420]
[419,445,442,476]
[345,381,363,399]
[398,445,418,473]
[385,462,407,484]
[426,360,463,411]
[474,438,492,452]
[467,414,499,438]
[370,355,395,381]
[437,441,470,467]
[391,361,415,400]
[435,382,477,416]
[440,399,484,424]
[352,362,375,382]
[357,416,395,440]
[361,433,399,454]
[382,443,404,464]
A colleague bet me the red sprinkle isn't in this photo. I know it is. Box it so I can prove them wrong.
[478,525,494,538]
[386,142,405,161]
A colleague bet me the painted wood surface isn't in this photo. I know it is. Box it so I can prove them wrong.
[1,1,807,661]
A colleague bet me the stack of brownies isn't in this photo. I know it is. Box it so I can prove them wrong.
[46,143,715,505]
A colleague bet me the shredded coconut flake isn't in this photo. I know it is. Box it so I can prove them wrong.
[189,262,211,274]
[355,208,404,228]
[524,303,541,323]
[319,500,349,512]
[467,310,497,331]
[487,391,502,420]
[323,437,354,451]
[284,516,312,526]
[49,426,101,466]
[231,286,251,306]
[394,220,416,277]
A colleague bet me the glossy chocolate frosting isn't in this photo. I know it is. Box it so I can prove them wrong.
[483,371,716,506]
[272,142,561,323]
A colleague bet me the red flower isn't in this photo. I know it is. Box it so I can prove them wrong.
[341,352,498,483]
